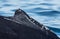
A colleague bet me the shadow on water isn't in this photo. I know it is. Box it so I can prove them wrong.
[31,7,50,10]
[47,26,60,33]
[35,11,60,16]
[40,3,54,6]
[47,26,60,37]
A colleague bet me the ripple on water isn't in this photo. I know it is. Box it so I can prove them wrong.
[2,4,16,7]
[34,11,60,16]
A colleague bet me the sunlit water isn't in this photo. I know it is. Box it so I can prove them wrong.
[0,0,60,38]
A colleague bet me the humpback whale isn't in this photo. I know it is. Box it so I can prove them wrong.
[0,9,59,39]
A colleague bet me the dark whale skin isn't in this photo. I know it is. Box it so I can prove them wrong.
[0,9,59,39]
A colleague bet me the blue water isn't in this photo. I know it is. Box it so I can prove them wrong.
[0,0,60,38]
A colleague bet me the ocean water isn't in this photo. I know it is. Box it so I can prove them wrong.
[0,0,60,38]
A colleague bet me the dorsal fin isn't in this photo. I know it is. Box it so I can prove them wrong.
[14,9,43,28]
[14,9,21,15]
[14,9,30,19]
